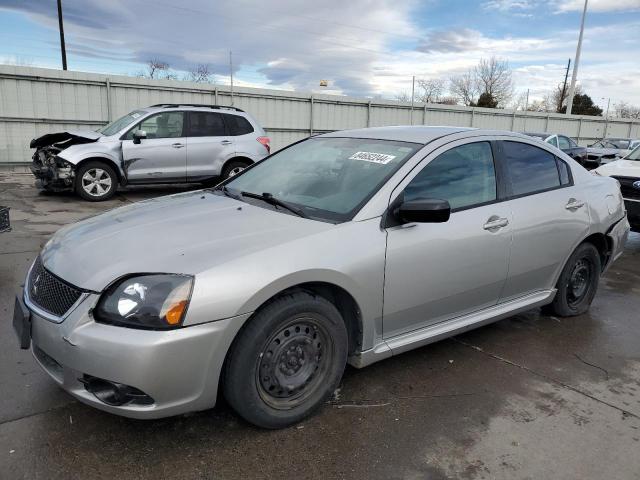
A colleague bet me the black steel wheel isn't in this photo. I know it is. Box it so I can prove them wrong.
[547,242,601,317]
[223,291,348,429]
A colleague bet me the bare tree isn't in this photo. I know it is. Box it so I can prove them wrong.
[614,101,640,119]
[545,83,582,113]
[186,64,215,83]
[475,56,513,107]
[145,58,169,79]
[449,71,479,106]
[417,78,445,103]
[437,96,458,105]
[394,91,412,103]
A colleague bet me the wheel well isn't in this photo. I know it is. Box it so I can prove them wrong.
[75,157,123,184]
[253,282,363,356]
[581,233,611,270]
[223,156,253,172]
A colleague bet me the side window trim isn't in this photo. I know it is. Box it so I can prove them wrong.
[494,140,572,201]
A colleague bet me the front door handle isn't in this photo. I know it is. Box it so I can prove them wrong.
[565,199,585,211]
[221,140,232,146]
[483,216,509,231]
[171,143,185,149]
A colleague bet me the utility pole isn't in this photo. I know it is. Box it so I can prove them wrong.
[566,0,588,115]
[56,0,67,70]
[603,97,611,137]
[523,88,530,131]
[410,75,415,125]
[229,50,234,106]
[559,58,571,112]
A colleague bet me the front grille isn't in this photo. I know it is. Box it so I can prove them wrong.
[612,176,640,201]
[27,256,84,317]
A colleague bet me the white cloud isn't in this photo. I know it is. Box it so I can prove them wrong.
[553,0,640,12]
[1,0,639,106]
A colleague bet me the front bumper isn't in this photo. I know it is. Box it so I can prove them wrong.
[30,156,74,192]
[26,292,250,419]
[624,199,640,232]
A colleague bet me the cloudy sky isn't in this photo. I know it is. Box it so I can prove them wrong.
[1,0,639,108]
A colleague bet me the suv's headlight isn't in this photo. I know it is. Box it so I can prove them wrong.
[94,274,193,329]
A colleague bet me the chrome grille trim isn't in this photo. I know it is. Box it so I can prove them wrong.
[24,257,90,323]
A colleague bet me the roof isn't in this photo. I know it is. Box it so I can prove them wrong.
[320,126,473,144]
[522,131,551,138]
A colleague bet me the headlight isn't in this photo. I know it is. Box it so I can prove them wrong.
[94,274,193,329]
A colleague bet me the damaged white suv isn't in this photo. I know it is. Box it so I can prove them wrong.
[29,104,270,201]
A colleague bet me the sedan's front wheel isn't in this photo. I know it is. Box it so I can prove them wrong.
[223,291,348,429]
[547,242,601,317]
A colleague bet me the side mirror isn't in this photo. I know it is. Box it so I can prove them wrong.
[395,198,451,224]
[132,130,147,144]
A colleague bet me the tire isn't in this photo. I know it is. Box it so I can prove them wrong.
[221,159,251,180]
[547,242,601,317]
[223,291,348,429]
[75,161,118,201]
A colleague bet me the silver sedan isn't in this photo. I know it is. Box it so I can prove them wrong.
[13,126,629,428]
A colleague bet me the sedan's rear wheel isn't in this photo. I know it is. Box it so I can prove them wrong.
[223,291,348,429]
[547,242,601,317]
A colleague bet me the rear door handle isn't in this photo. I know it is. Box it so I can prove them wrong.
[566,199,585,210]
[221,140,232,146]
[483,217,509,231]
[171,143,185,149]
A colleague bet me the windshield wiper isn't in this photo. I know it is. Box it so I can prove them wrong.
[241,191,308,218]
[215,185,242,200]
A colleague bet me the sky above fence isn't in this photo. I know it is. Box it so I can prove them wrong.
[0,0,639,108]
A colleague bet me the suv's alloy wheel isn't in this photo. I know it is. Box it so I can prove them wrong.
[75,161,117,201]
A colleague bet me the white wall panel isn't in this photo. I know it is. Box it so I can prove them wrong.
[0,65,637,165]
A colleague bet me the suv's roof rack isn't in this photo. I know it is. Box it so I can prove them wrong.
[150,104,245,112]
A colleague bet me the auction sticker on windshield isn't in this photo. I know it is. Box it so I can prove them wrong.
[349,151,397,165]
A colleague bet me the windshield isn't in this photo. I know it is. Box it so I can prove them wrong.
[97,110,146,136]
[625,145,640,161]
[223,137,421,222]
[609,139,631,149]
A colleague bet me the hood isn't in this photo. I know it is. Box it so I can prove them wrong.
[30,130,103,149]
[587,147,624,157]
[40,190,332,291]
[596,159,640,177]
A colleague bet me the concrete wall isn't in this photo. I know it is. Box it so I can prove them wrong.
[1,65,638,165]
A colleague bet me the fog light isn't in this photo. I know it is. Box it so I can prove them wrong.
[80,375,154,406]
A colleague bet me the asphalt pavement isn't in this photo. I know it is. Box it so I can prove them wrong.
[1,171,639,480]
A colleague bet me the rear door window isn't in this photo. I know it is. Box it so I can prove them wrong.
[558,136,571,149]
[225,114,254,135]
[502,141,562,197]
[545,136,559,148]
[187,112,226,137]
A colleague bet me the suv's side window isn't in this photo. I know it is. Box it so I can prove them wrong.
[188,112,226,137]
[125,112,184,139]
[225,114,254,136]
[404,142,497,211]
[558,135,571,149]
[502,141,563,197]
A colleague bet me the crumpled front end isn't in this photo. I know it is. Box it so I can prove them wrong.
[30,146,76,192]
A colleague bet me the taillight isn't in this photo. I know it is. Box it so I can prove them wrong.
[257,136,270,154]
